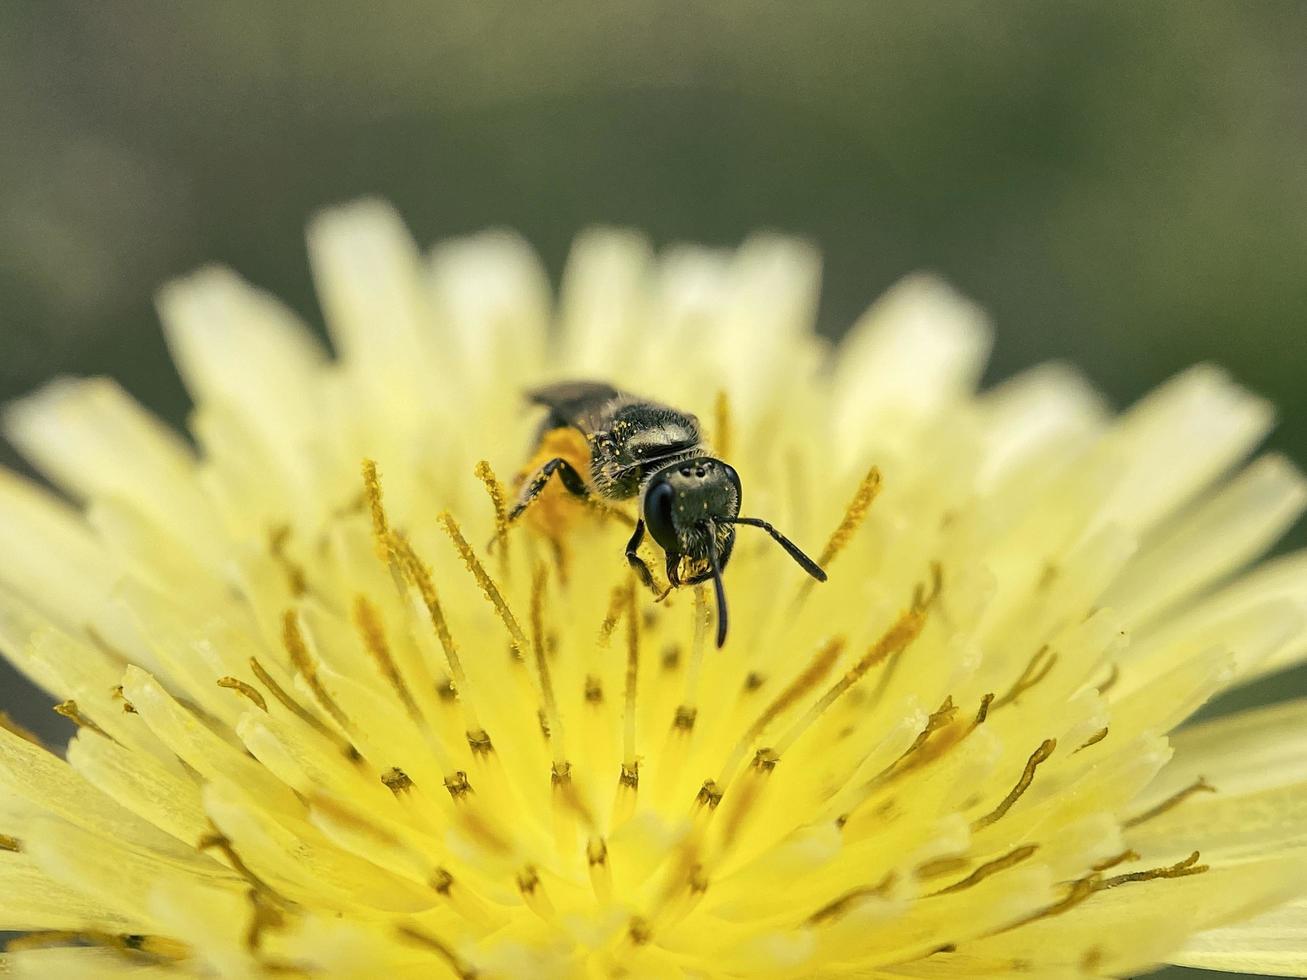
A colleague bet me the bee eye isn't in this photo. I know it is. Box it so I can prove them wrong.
[644,480,678,550]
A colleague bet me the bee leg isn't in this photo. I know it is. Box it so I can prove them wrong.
[664,552,682,588]
[508,457,590,523]
[624,519,656,588]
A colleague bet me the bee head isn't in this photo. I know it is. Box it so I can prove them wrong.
[641,456,826,649]
[642,457,741,564]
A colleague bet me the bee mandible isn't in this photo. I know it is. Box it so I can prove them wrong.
[508,381,827,646]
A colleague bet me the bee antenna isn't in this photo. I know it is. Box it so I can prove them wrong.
[724,516,828,582]
[704,520,729,648]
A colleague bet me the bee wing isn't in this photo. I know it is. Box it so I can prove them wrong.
[526,380,625,433]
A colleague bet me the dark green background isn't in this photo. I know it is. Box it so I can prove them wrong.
[2,4,1305,975]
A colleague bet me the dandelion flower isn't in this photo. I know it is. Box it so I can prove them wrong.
[3,201,1307,978]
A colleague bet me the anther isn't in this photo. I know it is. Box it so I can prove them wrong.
[1100,850,1208,888]
[465,729,494,754]
[928,844,1039,896]
[52,700,110,739]
[971,739,1056,831]
[619,762,640,789]
[281,610,353,732]
[267,524,308,597]
[584,675,604,703]
[695,779,723,809]
[992,645,1057,710]
[628,916,652,946]
[430,868,454,895]
[817,465,883,569]
[352,596,422,720]
[443,771,472,799]
[972,692,994,728]
[672,705,697,731]
[752,747,780,772]
[381,768,413,795]
[110,685,137,713]
[1122,777,1215,828]
[361,459,390,562]
[0,833,20,852]
[551,761,573,786]
[743,671,765,692]
[395,925,477,980]
[1092,849,1140,872]
[217,676,267,712]
[517,865,540,896]
[1074,727,1109,753]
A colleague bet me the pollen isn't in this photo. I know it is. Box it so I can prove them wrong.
[0,204,1304,979]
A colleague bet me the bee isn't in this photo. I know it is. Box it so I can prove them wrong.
[509,381,827,646]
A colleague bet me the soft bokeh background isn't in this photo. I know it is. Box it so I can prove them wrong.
[2,4,1305,975]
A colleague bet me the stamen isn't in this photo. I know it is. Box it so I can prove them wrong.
[718,637,844,788]
[395,925,477,980]
[52,700,110,739]
[351,596,422,720]
[474,459,510,556]
[587,837,611,901]
[1074,727,1109,753]
[439,512,530,657]
[248,657,358,760]
[281,611,352,732]
[628,916,652,946]
[381,767,414,795]
[1095,663,1121,696]
[430,868,454,895]
[1122,777,1215,828]
[0,833,20,852]
[387,533,481,732]
[622,582,641,778]
[1092,849,1140,872]
[516,864,555,919]
[863,697,959,795]
[1100,850,1208,888]
[912,561,944,614]
[713,389,733,461]
[818,465,883,569]
[444,770,472,799]
[597,583,627,649]
[198,831,286,909]
[678,585,711,712]
[110,685,137,713]
[928,844,1039,896]
[695,780,723,809]
[806,871,897,925]
[1005,873,1101,932]
[971,739,1056,831]
[267,524,308,597]
[971,693,995,729]
[530,564,569,768]
[772,606,926,757]
[915,856,969,880]
[361,459,390,561]
[217,677,268,712]
[992,645,1057,710]
[4,931,190,960]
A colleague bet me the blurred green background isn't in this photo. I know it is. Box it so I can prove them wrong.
[2,4,1305,975]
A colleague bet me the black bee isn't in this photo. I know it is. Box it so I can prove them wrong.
[509,381,827,646]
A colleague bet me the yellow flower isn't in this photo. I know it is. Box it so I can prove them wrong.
[2,199,1307,979]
